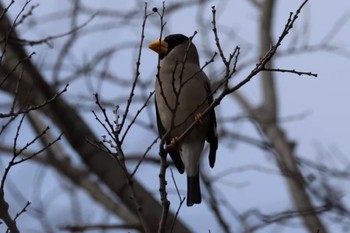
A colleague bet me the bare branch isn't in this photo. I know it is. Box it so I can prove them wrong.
[262,67,317,77]
[0,84,68,118]
[118,2,152,139]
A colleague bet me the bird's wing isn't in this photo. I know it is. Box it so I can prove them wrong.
[155,94,185,174]
[204,80,218,168]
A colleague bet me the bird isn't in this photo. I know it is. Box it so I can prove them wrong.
[148,34,218,206]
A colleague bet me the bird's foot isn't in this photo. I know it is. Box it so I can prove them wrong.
[194,113,203,125]
[170,137,180,148]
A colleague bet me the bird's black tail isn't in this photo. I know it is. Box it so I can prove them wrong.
[187,173,201,206]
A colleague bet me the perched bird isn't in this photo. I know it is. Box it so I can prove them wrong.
[148,34,218,206]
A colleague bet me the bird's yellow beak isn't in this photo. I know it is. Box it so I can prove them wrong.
[148,39,168,55]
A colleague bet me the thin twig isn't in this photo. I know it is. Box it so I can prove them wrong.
[121,91,155,144]
[155,3,171,233]
[262,67,317,77]
[0,84,68,118]
[169,168,185,233]
[119,2,150,138]
[91,4,153,232]
[131,135,159,177]
[12,12,96,47]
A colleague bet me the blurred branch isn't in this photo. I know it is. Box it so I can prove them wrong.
[12,11,95,47]
[60,223,140,232]
[201,170,231,233]
[52,0,85,83]
[245,0,328,232]
[0,83,68,118]
[242,202,331,233]
[169,168,186,232]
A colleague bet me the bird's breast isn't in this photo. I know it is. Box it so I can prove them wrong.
[155,63,209,140]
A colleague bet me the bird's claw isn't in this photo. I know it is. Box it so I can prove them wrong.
[194,113,203,125]
[170,137,180,148]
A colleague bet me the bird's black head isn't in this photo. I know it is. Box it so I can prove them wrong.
[161,34,190,59]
